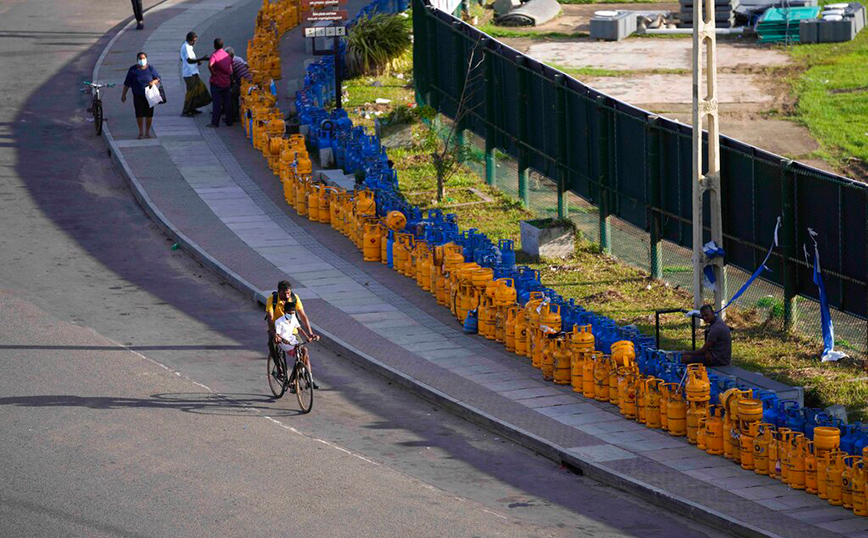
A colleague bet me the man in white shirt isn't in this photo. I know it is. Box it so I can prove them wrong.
[273,301,319,390]
[180,32,210,116]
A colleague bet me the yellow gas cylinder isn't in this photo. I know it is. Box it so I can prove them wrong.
[645,378,663,429]
[356,189,376,218]
[767,428,780,480]
[296,176,309,216]
[505,306,519,352]
[494,279,517,343]
[379,225,389,264]
[853,460,867,517]
[385,210,406,231]
[705,405,725,455]
[815,426,841,457]
[481,280,499,339]
[659,382,670,432]
[536,303,562,369]
[582,351,597,399]
[514,309,529,356]
[478,293,494,340]
[451,264,477,318]
[843,456,860,509]
[541,334,556,381]
[697,417,708,450]
[553,337,571,385]
[608,360,620,406]
[282,174,295,206]
[722,388,752,462]
[610,341,635,368]
[418,246,433,292]
[330,190,343,231]
[779,429,796,484]
[363,220,381,262]
[787,433,806,490]
[635,376,647,424]
[828,452,846,506]
[308,183,321,222]
[618,368,638,419]
[738,399,763,470]
[458,281,474,323]
[664,383,686,437]
[752,423,775,476]
[297,156,312,176]
[525,297,544,362]
[570,325,594,393]
[685,364,711,445]
[394,233,411,276]
[318,187,331,224]
[818,450,833,499]
[593,354,611,402]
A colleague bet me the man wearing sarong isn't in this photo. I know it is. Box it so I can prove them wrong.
[180,32,211,117]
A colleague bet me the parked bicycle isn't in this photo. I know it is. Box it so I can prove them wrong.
[83,81,115,136]
[267,338,315,413]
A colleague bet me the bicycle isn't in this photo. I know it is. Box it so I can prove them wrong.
[267,337,315,413]
[83,81,115,136]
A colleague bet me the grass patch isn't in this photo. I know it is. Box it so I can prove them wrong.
[547,62,690,78]
[476,24,587,39]
[788,17,868,171]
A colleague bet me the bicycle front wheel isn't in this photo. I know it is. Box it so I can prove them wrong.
[267,352,287,399]
[93,99,103,136]
[295,360,313,413]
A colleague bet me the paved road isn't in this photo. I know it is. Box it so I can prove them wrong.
[0,0,723,536]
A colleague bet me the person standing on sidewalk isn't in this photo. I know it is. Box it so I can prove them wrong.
[131,0,144,30]
[180,32,211,117]
[224,47,252,126]
[121,52,161,139]
[207,38,233,128]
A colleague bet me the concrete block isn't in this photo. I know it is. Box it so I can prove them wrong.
[520,219,575,259]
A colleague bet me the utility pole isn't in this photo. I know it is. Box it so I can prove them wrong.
[692,0,725,315]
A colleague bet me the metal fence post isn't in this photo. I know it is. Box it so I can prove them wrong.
[517,57,529,207]
[452,21,465,148]
[426,8,439,111]
[596,95,611,254]
[483,41,496,186]
[780,159,798,331]
[647,115,662,278]
[412,1,427,107]
[555,74,569,219]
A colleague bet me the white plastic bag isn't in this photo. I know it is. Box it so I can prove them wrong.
[145,84,162,107]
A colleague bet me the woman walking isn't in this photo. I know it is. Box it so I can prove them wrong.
[121,52,161,139]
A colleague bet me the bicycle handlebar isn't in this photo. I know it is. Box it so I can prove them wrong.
[83,81,116,88]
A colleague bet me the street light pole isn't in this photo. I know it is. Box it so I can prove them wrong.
[692,0,725,316]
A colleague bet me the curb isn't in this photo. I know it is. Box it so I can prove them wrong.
[93,7,783,538]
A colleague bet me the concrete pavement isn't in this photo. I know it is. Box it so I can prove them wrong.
[95,1,868,537]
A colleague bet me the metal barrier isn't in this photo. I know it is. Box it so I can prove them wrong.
[412,0,868,353]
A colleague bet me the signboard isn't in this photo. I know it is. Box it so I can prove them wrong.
[304,25,347,37]
[301,0,347,10]
[302,9,348,22]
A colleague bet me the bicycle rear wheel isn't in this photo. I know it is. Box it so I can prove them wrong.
[93,99,103,136]
[267,351,287,399]
[294,353,313,413]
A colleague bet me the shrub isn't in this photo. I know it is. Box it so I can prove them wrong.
[346,14,412,76]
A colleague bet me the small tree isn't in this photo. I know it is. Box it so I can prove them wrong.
[430,39,486,202]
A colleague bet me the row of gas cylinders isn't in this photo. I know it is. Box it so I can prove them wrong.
[251,0,868,517]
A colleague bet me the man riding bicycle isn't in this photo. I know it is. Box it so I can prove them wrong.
[267,280,319,388]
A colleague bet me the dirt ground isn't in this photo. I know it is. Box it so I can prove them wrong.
[497,4,832,172]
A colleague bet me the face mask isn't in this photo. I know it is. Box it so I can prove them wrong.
[138,58,147,67]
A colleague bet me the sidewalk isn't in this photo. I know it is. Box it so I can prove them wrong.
[95,2,868,537]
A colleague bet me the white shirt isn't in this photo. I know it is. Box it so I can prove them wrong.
[275,312,301,350]
[180,42,199,78]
